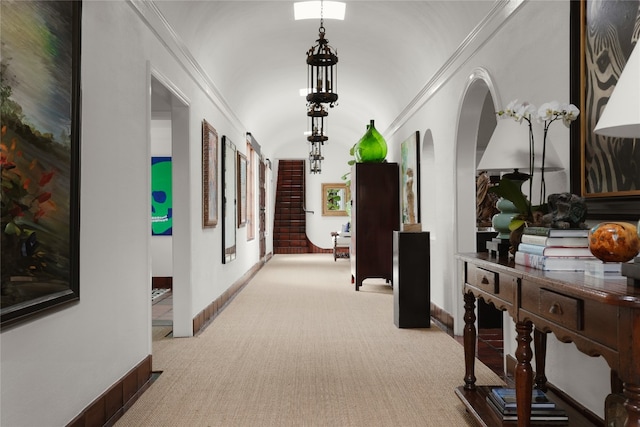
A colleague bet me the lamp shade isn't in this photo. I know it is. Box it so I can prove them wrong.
[477,118,563,173]
[594,44,640,138]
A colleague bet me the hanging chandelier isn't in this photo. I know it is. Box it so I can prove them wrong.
[305,0,337,174]
[306,1,338,108]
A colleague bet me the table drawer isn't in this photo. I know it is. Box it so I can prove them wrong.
[521,280,618,348]
[465,263,517,301]
[466,263,497,293]
[538,288,583,330]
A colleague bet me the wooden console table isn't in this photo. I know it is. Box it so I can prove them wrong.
[456,252,640,427]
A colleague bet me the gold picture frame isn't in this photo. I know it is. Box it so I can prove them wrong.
[570,0,640,218]
[202,120,218,228]
[322,183,349,216]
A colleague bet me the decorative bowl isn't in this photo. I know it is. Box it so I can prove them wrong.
[588,222,640,263]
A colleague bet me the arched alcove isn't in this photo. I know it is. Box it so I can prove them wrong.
[452,68,500,335]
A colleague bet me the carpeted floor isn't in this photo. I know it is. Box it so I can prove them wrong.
[117,254,504,426]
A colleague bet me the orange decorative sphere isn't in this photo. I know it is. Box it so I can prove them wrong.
[589,222,640,263]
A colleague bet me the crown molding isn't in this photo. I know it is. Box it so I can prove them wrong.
[128,0,246,134]
[384,0,526,138]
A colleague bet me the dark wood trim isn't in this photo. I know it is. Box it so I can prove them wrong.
[192,259,266,335]
[152,276,172,289]
[67,355,153,427]
[430,302,454,335]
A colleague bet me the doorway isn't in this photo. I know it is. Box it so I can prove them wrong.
[150,71,192,338]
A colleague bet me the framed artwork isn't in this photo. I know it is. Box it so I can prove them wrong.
[151,157,172,235]
[237,152,247,228]
[1,1,82,327]
[202,120,218,228]
[400,131,421,225]
[221,136,236,263]
[321,183,349,216]
[570,0,640,219]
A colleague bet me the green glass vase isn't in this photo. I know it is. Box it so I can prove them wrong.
[355,119,387,163]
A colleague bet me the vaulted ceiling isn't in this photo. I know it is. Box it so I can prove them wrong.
[153,1,497,156]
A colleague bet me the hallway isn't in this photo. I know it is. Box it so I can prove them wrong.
[150,275,506,380]
[127,254,504,426]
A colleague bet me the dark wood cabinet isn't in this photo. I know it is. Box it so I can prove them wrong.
[350,163,400,291]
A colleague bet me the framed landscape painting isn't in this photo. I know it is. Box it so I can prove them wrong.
[1,1,82,327]
[400,131,420,225]
[570,0,640,218]
[202,120,218,228]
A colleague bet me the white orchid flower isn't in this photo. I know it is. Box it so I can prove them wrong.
[522,102,536,119]
[505,99,519,115]
[538,101,560,122]
[562,103,580,126]
[508,101,535,123]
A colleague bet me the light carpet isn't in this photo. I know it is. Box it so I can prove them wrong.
[116,254,503,426]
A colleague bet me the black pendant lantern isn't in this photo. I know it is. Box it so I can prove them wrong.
[309,141,324,174]
[306,2,338,108]
[307,103,328,144]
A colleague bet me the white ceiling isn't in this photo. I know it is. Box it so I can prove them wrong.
[153,1,497,155]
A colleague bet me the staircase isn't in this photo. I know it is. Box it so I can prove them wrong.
[273,160,331,254]
[274,160,307,254]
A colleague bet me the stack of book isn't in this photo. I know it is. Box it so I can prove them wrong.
[515,226,597,271]
[486,387,568,423]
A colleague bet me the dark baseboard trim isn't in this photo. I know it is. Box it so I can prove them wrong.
[67,355,153,427]
[430,302,454,335]
[152,276,172,289]
[192,258,267,335]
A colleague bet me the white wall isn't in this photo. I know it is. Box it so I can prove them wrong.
[0,1,270,425]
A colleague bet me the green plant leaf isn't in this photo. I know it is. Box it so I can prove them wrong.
[509,218,526,231]
[488,178,530,216]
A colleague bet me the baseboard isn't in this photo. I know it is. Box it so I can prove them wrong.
[67,355,153,427]
[192,258,266,335]
[430,302,454,335]
[152,276,172,289]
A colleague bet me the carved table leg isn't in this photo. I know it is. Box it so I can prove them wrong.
[515,320,533,427]
[623,382,640,426]
[463,291,477,390]
[533,328,548,391]
[606,373,626,427]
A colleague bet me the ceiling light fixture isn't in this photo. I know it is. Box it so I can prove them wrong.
[304,0,338,174]
[306,0,338,108]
